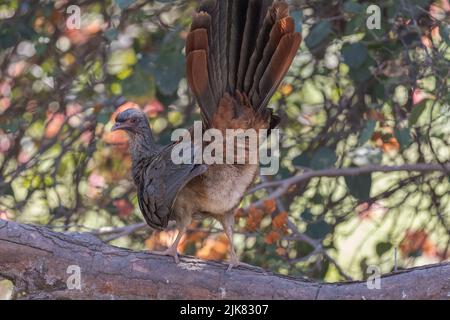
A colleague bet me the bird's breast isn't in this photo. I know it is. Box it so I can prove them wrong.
[179,164,258,215]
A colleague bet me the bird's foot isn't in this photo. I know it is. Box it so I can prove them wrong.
[226,258,254,272]
[226,258,267,273]
[226,262,238,272]
[149,248,180,264]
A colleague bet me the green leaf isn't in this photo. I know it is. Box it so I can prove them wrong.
[277,166,292,180]
[292,153,311,168]
[152,54,184,95]
[311,147,336,170]
[305,220,331,240]
[296,239,315,257]
[343,1,363,13]
[312,192,324,204]
[348,56,375,82]
[0,29,19,49]
[373,82,386,101]
[3,119,22,133]
[358,120,376,145]
[145,31,185,96]
[31,176,42,189]
[345,15,366,34]
[104,29,118,42]
[408,101,427,127]
[1,184,15,197]
[122,65,155,99]
[96,109,111,124]
[44,175,54,187]
[376,242,392,257]
[439,24,450,46]
[301,209,313,222]
[107,48,137,75]
[35,43,47,56]
[345,173,372,201]
[305,21,331,49]
[342,42,368,69]
[57,160,68,178]
[394,127,412,149]
[359,257,369,275]
[290,10,303,33]
[116,0,134,9]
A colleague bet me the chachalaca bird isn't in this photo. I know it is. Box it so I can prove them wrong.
[112,0,301,269]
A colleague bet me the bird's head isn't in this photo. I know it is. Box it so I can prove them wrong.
[111,108,157,159]
[111,109,150,135]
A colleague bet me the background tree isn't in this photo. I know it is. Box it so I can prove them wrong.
[0,0,449,298]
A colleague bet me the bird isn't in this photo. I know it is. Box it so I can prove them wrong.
[112,0,301,269]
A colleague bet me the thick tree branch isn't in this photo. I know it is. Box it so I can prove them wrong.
[0,220,449,300]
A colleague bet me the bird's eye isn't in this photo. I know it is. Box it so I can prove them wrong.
[130,118,137,123]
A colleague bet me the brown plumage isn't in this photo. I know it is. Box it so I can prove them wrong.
[112,0,301,268]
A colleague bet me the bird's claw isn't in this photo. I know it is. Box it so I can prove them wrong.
[226,263,236,272]
[226,259,266,273]
[226,259,254,272]
[149,248,180,264]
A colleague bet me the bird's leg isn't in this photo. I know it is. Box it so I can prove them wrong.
[220,213,247,272]
[150,225,186,264]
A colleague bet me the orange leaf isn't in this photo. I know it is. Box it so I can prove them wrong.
[367,109,385,121]
[234,208,246,219]
[145,230,179,251]
[185,230,208,243]
[245,206,264,232]
[45,113,65,139]
[276,247,287,256]
[280,84,293,96]
[382,137,400,152]
[372,131,400,152]
[143,99,164,118]
[399,229,437,258]
[265,231,281,245]
[272,211,288,230]
[0,210,12,221]
[371,131,382,143]
[263,199,277,214]
[197,234,229,260]
[113,199,134,219]
[103,130,129,146]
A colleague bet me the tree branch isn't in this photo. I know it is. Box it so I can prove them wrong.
[248,163,450,195]
[0,220,449,300]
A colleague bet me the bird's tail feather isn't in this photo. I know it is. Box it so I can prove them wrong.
[186,0,301,128]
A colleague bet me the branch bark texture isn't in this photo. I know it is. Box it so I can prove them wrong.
[0,220,449,300]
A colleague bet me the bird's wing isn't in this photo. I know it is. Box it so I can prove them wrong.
[136,144,207,230]
[186,0,301,130]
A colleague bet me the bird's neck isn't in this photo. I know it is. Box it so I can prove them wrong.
[128,127,158,164]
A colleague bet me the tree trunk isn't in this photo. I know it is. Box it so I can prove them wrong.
[0,220,449,300]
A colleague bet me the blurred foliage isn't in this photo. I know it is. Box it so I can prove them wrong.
[0,0,449,290]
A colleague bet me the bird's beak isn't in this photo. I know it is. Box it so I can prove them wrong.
[111,122,124,132]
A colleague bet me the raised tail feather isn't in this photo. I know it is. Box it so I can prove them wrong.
[186,0,301,129]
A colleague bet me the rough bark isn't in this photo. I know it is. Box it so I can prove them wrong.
[0,220,449,300]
